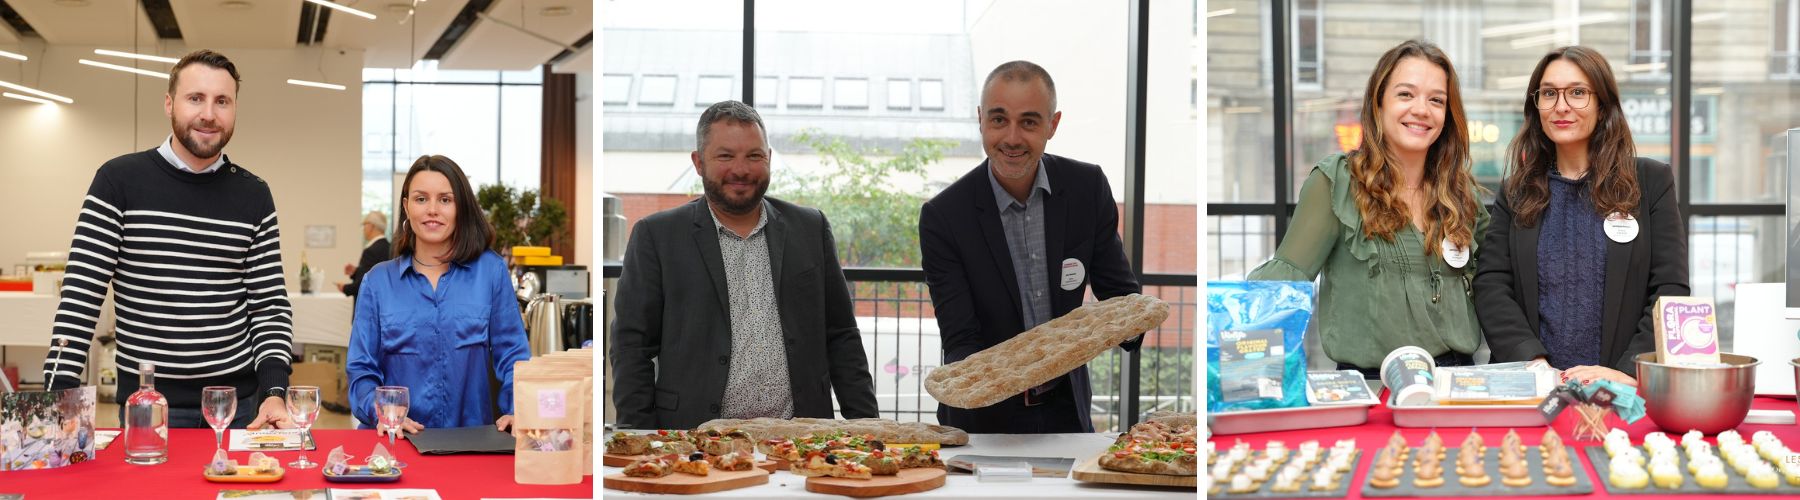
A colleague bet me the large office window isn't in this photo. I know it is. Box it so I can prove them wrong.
[362,63,543,220]
[1776,0,1800,78]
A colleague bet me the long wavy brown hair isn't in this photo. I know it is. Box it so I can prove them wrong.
[1349,40,1480,255]
[1503,46,1639,227]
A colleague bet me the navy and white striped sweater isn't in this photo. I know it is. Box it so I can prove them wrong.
[44,148,294,407]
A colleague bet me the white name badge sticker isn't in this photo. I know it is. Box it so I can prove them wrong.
[1604,212,1639,243]
[1059,258,1086,291]
[1441,239,1471,269]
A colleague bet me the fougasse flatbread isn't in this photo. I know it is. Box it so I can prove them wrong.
[925,293,1169,409]
[692,417,970,446]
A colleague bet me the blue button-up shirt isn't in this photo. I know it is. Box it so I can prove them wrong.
[347,250,532,429]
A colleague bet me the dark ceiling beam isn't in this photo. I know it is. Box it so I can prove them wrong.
[424,0,495,60]
[312,7,330,44]
[296,2,316,45]
[545,31,590,66]
[0,1,39,38]
[139,0,181,39]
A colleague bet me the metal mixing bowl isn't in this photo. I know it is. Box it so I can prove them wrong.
[1634,352,1759,434]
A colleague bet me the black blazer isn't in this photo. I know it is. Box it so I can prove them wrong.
[1473,158,1689,374]
[610,197,879,429]
[342,236,390,298]
[919,155,1143,433]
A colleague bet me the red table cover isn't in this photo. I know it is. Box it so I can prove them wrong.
[1209,396,1800,499]
[0,428,594,499]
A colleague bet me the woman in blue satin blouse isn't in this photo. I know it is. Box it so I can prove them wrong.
[347,155,532,432]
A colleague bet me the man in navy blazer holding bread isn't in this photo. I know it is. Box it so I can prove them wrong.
[920,61,1144,433]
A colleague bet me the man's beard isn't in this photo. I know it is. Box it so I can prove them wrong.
[702,174,768,215]
[174,118,232,160]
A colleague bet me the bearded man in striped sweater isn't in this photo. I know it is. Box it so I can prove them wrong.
[42,50,294,430]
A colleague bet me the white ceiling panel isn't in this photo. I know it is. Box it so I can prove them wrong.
[437,0,589,71]
[168,0,304,49]
[8,0,158,46]
[322,0,467,68]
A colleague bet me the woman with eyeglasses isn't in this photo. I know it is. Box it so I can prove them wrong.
[1248,40,1488,377]
[1473,46,1689,387]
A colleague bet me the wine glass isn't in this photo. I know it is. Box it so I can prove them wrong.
[374,386,410,468]
[200,386,236,451]
[286,386,321,469]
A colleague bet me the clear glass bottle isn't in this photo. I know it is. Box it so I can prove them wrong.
[123,362,168,465]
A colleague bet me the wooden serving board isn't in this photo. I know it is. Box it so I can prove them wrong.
[1070,452,1198,488]
[806,468,948,497]
[605,453,778,473]
[602,468,771,495]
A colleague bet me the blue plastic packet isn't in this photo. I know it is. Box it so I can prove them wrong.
[1208,280,1314,412]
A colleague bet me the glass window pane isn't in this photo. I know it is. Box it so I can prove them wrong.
[602,0,742,233]
[919,79,945,110]
[409,85,502,189]
[788,77,824,108]
[602,74,632,105]
[1143,0,1199,420]
[502,69,544,84]
[697,75,733,107]
[1207,0,1275,203]
[639,75,677,106]
[1690,215,1783,350]
[833,78,869,109]
[755,76,779,106]
[362,82,397,220]
[499,85,543,192]
[1209,215,1277,280]
[887,79,912,110]
[1692,1,1800,204]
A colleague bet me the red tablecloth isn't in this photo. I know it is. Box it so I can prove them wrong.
[1209,396,1800,499]
[1,428,594,499]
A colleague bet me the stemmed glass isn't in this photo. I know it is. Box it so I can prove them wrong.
[286,386,321,469]
[375,386,410,468]
[201,386,237,451]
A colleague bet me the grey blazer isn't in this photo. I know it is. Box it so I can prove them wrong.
[610,197,879,429]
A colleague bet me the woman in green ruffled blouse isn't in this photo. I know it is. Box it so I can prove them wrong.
[1248,40,1489,375]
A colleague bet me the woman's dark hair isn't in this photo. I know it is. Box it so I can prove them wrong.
[392,155,495,264]
[1503,46,1639,227]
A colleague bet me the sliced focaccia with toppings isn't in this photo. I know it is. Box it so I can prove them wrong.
[707,451,758,472]
[622,454,675,478]
[697,428,756,456]
[1098,437,1200,476]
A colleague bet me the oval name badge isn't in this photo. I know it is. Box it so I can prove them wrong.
[1059,258,1085,291]
[1441,239,1470,269]
[1604,212,1639,243]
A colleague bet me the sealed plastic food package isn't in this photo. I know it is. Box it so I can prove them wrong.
[1207,281,1313,412]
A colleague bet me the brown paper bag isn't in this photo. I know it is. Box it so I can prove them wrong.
[513,374,586,485]
[515,356,594,475]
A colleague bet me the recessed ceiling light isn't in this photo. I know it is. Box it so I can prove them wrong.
[385,3,413,14]
[540,6,573,17]
[52,0,90,7]
[220,0,252,11]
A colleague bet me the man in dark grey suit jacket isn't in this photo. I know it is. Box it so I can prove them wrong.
[921,61,1143,433]
[611,100,878,430]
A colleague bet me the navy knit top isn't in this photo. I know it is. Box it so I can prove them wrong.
[1536,170,1607,369]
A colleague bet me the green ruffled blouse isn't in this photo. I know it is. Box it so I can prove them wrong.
[1247,153,1490,369]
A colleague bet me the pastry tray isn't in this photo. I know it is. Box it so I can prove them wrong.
[1208,404,1374,435]
[1207,450,1361,498]
[1360,445,1593,497]
[1584,446,1800,495]
[1390,404,1550,428]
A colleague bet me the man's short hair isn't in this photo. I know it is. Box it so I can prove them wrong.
[981,60,1057,112]
[168,49,242,95]
[362,211,388,229]
[695,100,767,153]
